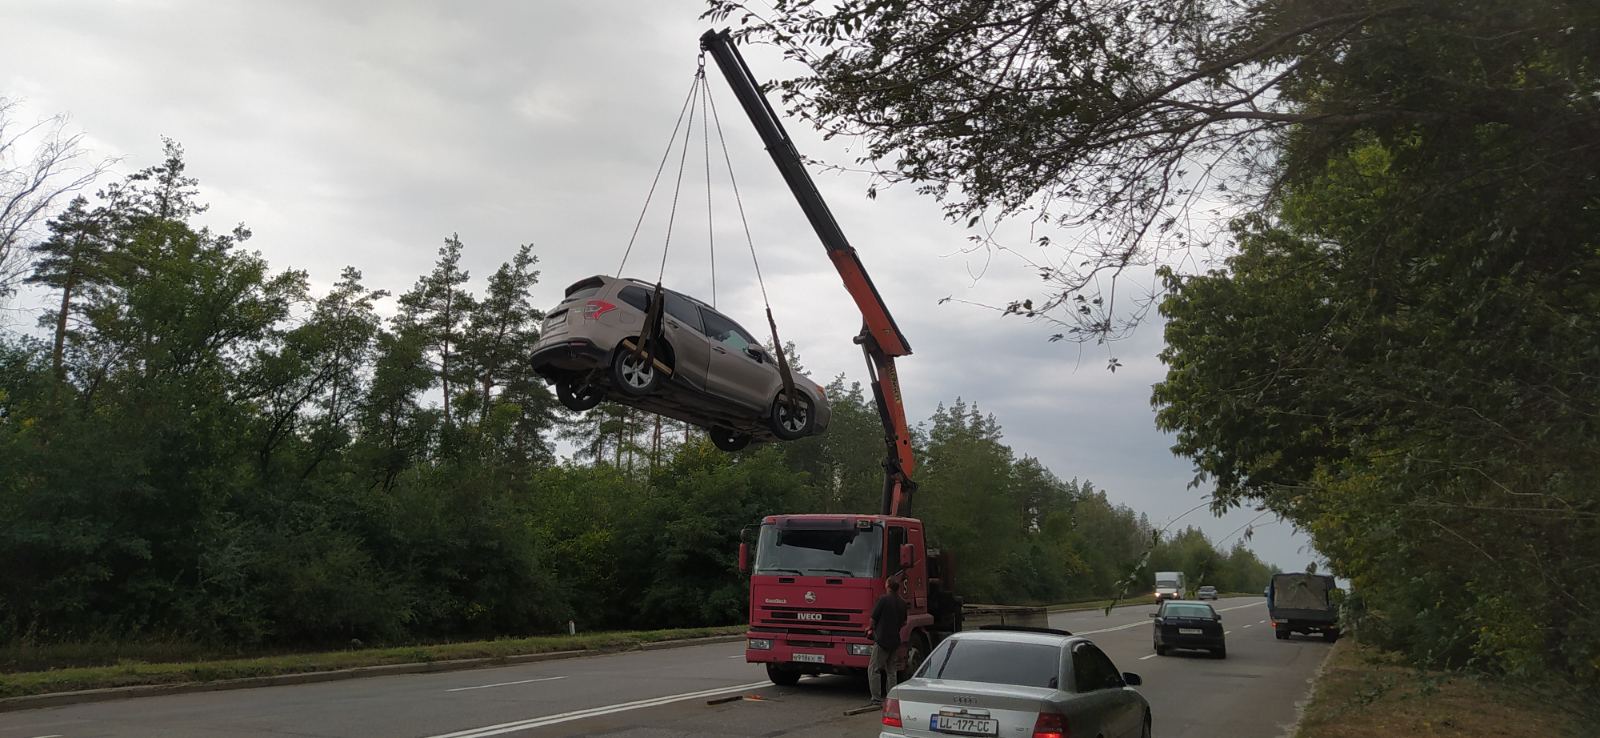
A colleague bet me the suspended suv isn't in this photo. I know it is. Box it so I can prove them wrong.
[531,275,830,450]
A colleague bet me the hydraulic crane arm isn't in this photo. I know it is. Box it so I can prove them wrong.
[700,28,916,517]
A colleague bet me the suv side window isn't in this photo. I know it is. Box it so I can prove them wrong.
[662,292,704,333]
[619,287,704,333]
[700,309,757,351]
[1072,643,1125,692]
[617,286,650,313]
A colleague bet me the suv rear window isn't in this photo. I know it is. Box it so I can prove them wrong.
[564,277,606,300]
[919,639,1061,689]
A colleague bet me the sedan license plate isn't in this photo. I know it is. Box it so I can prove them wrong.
[792,653,826,664]
[932,714,998,736]
[1179,627,1204,634]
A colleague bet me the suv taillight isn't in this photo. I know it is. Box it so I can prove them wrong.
[881,698,902,728]
[583,300,616,319]
[1032,710,1068,738]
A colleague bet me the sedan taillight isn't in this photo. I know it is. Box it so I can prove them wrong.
[1032,709,1068,738]
[881,698,902,728]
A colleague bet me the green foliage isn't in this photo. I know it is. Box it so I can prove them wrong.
[1151,0,1600,687]
[0,141,1275,653]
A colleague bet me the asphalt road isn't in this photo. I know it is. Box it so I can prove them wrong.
[0,597,1332,738]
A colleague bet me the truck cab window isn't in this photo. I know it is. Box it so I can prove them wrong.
[886,526,906,577]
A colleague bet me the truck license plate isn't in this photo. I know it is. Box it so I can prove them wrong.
[932,714,998,736]
[1180,628,1203,634]
[792,653,825,664]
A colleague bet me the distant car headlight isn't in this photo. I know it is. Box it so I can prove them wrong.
[749,639,773,650]
[847,643,873,656]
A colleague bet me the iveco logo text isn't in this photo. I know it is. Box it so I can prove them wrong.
[804,591,817,603]
[796,612,825,621]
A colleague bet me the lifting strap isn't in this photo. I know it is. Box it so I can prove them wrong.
[616,53,800,411]
[706,71,799,410]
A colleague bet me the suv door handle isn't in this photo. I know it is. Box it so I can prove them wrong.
[712,346,728,354]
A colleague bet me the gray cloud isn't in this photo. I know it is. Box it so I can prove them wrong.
[0,0,1316,570]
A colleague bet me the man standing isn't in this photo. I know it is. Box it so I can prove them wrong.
[866,578,907,704]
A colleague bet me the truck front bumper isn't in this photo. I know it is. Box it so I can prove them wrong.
[745,631,874,671]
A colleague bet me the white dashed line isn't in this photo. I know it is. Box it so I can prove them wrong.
[424,681,771,737]
[1225,631,1233,635]
[1243,624,1254,628]
[446,676,567,693]
[1138,654,1157,661]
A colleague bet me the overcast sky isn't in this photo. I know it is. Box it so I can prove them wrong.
[1,0,1320,572]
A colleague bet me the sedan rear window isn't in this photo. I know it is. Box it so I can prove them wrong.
[919,639,1061,689]
[1163,604,1215,619]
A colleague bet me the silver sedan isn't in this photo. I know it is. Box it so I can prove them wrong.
[880,627,1151,738]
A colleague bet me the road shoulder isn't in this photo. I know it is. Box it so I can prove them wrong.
[1294,639,1582,738]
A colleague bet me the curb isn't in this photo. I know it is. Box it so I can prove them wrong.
[0,634,744,713]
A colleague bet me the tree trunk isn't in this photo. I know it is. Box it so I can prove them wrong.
[52,270,76,380]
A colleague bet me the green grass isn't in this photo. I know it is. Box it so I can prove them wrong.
[0,626,742,699]
[1296,639,1583,738]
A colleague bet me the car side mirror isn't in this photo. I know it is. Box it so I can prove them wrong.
[738,542,749,574]
[1216,614,1223,622]
[1122,672,1142,686]
[899,543,915,568]
[744,347,765,363]
[1148,612,1158,618]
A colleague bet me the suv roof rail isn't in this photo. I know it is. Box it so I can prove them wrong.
[975,625,1074,637]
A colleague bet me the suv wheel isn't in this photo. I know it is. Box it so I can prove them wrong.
[612,342,664,396]
[710,426,752,452]
[770,390,815,440]
[556,380,604,411]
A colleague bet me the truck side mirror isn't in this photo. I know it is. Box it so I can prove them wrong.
[738,542,749,573]
[899,543,915,568]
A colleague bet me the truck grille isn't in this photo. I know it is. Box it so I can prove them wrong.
[756,605,862,628]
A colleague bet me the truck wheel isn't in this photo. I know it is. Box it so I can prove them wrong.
[1275,627,1289,640]
[765,663,801,687]
[1325,630,1340,643]
[898,632,932,682]
[1213,646,1227,659]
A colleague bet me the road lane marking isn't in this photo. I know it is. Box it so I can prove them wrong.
[1138,654,1157,661]
[1243,624,1254,628]
[447,676,567,692]
[1078,620,1149,635]
[423,680,770,738]
[726,655,742,659]
[1074,600,1259,637]
[1226,631,1233,635]
[29,734,65,738]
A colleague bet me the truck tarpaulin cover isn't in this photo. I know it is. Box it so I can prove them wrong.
[1273,575,1331,610]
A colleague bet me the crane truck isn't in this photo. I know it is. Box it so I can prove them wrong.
[700,29,1043,687]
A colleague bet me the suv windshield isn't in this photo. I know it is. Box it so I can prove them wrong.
[753,524,882,577]
[920,639,1062,689]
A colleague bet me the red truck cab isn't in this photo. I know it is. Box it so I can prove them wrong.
[743,514,951,685]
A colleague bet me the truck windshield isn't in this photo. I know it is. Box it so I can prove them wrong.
[1156,580,1179,589]
[753,524,882,578]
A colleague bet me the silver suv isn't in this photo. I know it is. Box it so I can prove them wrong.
[531,275,830,450]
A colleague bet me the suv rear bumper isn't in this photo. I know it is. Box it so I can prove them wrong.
[530,338,608,375]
